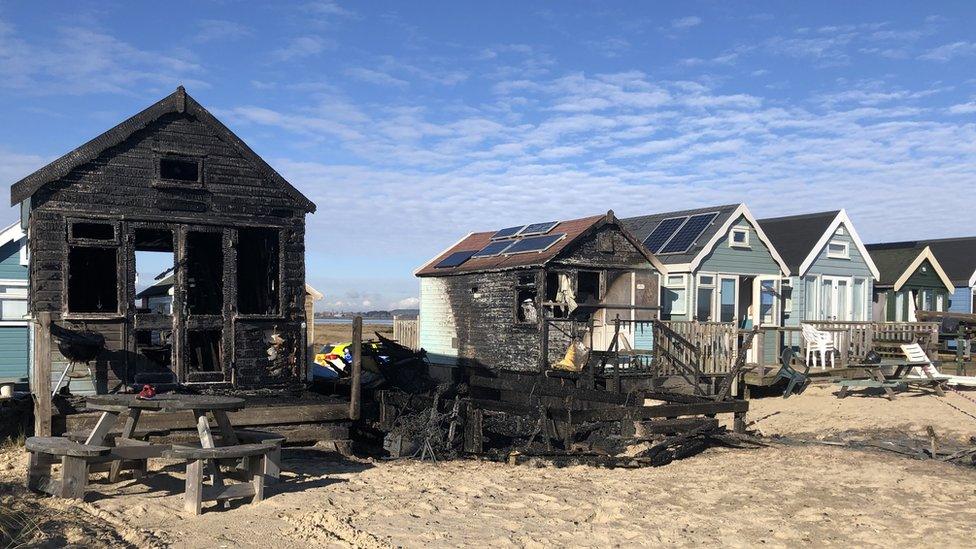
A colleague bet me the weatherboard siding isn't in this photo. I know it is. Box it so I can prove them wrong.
[784,225,875,325]
[0,240,26,280]
[696,217,782,277]
[0,326,29,384]
[419,277,459,365]
[949,286,973,314]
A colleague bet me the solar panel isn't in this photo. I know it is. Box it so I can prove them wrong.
[643,217,687,253]
[504,234,565,254]
[472,240,515,258]
[659,212,719,254]
[492,226,525,240]
[434,250,477,269]
[518,221,558,237]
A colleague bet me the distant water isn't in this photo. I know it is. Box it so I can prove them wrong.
[315,318,395,325]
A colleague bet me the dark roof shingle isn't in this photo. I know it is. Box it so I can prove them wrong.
[757,210,839,273]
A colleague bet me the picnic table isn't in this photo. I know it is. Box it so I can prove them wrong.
[85,394,245,483]
[838,361,947,400]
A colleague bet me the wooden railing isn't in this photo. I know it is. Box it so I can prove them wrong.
[392,316,419,350]
[659,321,737,374]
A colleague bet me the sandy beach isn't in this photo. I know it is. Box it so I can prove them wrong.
[3,383,976,548]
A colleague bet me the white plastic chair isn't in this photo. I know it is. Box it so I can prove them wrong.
[901,343,976,387]
[801,324,836,369]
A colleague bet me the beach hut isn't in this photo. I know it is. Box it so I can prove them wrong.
[415,211,665,375]
[10,87,359,443]
[0,222,30,389]
[622,204,789,326]
[895,237,976,315]
[865,244,954,321]
[758,210,879,324]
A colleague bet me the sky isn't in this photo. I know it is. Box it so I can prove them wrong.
[1,1,975,311]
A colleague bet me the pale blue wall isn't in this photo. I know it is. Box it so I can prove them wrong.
[949,286,973,314]
[785,223,875,326]
[0,236,29,385]
[0,240,27,280]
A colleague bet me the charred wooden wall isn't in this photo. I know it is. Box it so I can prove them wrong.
[27,111,308,391]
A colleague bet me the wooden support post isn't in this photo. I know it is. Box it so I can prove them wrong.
[185,459,204,515]
[249,455,265,503]
[349,316,362,421]
[733,411,746,434]
[59,455,88,499]
[33,312,53,437]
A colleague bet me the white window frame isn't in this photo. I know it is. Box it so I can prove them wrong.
[717,275,739,324]
[663,274,689,316]
[852,278,868,321]
[821,275,855,321]
[695,273,716,321]
[781,277,794,315]
[729,228,750,248]
[826,240,850,260]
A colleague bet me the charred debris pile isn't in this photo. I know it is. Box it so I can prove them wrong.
[351,338,759,467]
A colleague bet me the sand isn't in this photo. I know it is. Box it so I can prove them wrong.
[312,322,394,348]
[3,383,976,547]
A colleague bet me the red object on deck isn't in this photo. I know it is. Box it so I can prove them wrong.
[137,384,157,400]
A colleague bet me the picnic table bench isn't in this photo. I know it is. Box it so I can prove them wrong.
[837,361,947,400]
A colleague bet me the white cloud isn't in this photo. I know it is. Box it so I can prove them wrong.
[919,41,976,62]
[270,36,331,61]
[671,16,702,30]
[948,101,976,115]
[0,21,207,94]
[393,297,420,309]
[344,67,408,88]
[192,19,251,44]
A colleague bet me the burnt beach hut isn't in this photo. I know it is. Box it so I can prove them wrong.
[12,87,357,443]
[415,211,666,376]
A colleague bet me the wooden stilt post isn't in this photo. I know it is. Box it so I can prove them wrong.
[349,316,362,420]
[33,312,53,437]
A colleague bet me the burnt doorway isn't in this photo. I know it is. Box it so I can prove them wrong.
[182,230,227,384]
[132,227,176,386]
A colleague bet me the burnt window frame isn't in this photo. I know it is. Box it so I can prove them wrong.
[235,226,285,319]
[153,152,205,190]
[67,219,120,246]
[64,218,122,318]
[130,223,176,318]
[513,271,540,326]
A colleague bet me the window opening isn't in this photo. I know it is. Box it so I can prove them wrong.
[68,247,118,313]
[577,271,601,304]
[160,157,200,182]
[187,232,224,315]
[237,228,280,315]
[72,222,115,241]
[187,329,222,372]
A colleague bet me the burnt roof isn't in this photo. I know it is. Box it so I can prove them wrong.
[867,236,976,286]
[415,211,659,277]
[621,204,741,265]
[10,87,315,213]
[758,210,840,273]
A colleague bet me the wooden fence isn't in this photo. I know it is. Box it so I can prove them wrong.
[655,320,941,380]
[392,316,419,350]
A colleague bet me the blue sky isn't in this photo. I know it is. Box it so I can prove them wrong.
[1,1,975,311]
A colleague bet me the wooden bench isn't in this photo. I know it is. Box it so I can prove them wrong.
[233,429,285,483]
[63,428,171,443]
[836,379,907,399]
[25,437,111,499]
[64,428,172,481]
[165,443,275,515]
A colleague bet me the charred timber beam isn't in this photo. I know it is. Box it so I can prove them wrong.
[547,400,747,422]
[469,375,640,405]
